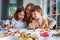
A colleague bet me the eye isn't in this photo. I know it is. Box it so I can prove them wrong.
[18,12,25,16]
[26,9,29,11]
[18,13,21,15]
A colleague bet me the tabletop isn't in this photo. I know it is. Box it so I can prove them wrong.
[0,29,60,40]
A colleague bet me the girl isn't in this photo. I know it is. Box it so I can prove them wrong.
[28,5,56,29]
[11,7,27,29]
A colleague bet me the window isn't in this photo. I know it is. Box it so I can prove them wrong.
[9,0,17,18]
[9,4,17,18]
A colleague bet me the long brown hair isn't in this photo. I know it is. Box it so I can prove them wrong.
[14,7,24,21]
[24,3,34,24]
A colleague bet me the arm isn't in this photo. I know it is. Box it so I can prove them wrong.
[28,20,36,29]
[2,19,10,27]
[47,17,56,29]
[5,19,10,27]
[2,19,10,30]
[11,18,19,28]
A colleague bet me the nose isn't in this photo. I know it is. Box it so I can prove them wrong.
[32,14,35,18]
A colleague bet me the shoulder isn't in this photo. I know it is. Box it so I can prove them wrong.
[6,19,10,22]
[12,18,16,21]
[11,18,17,22]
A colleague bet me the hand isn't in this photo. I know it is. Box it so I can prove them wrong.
[2,23,10,27]
[2,23,7,27]
[40,19,48,29]
[5,26,9,30]
[12,24,19,28]
[42,19,48,24]
[45,27,51,32]
[28,23,36,29]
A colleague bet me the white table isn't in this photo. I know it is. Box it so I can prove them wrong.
[0,29,60,40]
[0,36,19,40]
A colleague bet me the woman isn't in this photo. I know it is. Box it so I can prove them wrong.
[24,3,34,25]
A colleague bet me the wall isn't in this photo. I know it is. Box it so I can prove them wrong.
[0,0,2,20]
[9,0,16,4]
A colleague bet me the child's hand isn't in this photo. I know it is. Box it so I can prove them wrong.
[2,23,10,30]
[2,23,7,27]
[28,23,36,29]
[40,19,48,29]
[4,26,9,30]
[12,24,19,28]
[2,23,10,27]
[45,27,51,32]
[42,19,48,24]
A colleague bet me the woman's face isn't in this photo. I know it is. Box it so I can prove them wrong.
[32,11,42,20]
[18,11,25,20]
[26,6,31,17]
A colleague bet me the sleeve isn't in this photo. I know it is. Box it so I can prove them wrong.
[5,19,10,25]
[47,17,56,29]
[11,18,16,27]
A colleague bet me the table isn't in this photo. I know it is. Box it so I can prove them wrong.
[0,29,60,40]
[0,36,19,40]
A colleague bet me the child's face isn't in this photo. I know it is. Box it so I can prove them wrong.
[32,11,42,19]
[18,11,25,20]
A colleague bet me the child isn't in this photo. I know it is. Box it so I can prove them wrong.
[28,5,56,29]
[11,7,27,29]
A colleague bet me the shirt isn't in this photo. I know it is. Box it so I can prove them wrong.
[32,17,48,29]
[11,18,27,29]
